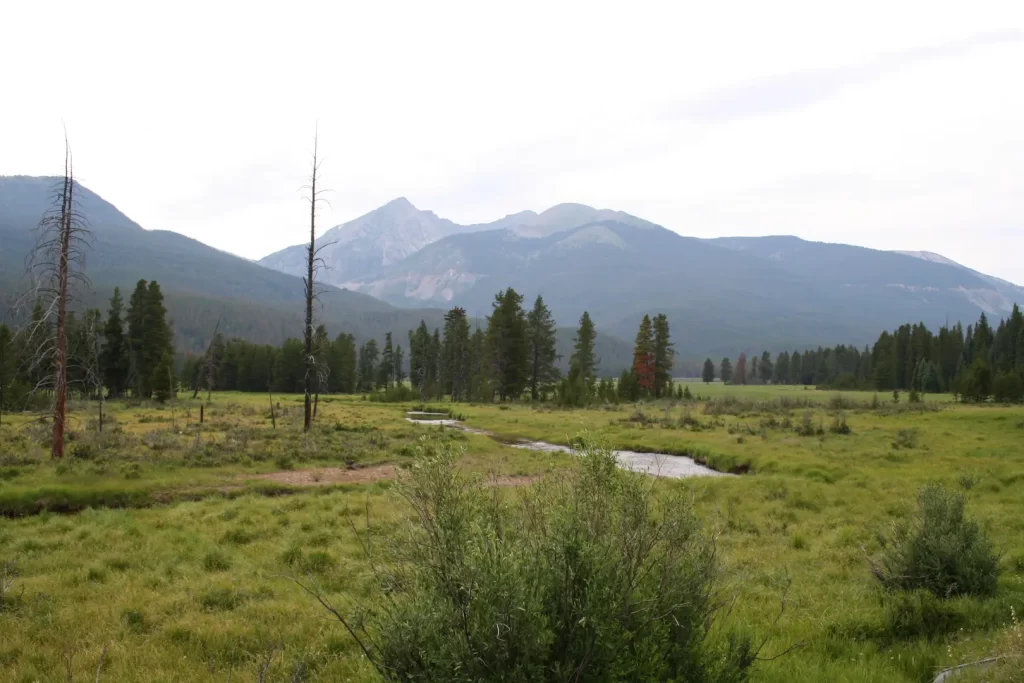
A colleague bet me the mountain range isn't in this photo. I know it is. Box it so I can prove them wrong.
[2,176,1020,375]
[261,198,1023,358]
[0,177,631,371]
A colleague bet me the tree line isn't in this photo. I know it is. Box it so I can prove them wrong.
[699,306,1024,403]
[181,288,678,406]
[1,279,176,411]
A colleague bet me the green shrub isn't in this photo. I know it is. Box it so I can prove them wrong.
[367,385,420,403]
[308,435,755,682]
[828,414,852,435]
[871,483,1000,598]
[882,589,962,640]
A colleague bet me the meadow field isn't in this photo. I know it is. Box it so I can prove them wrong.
[0,384,1022,682]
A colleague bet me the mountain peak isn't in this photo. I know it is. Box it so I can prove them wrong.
[382,196,416,210]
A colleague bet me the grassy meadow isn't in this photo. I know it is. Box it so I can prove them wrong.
[1,385,1022,681]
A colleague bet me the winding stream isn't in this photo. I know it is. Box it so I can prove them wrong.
[405,413,729,479]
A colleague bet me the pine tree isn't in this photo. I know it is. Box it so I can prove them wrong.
[409,321,431,391]
[526,295,560,401]
[788,350,802,385]
[720,357,732,384]
[428,329,442,398]
[125,279,173,398]
[394,344,405,385]
[632,315,655,395]
[441,307,471,401]
[733,353,747,385]
[151,351,176,403]
[126,280,150,396]
[328,333,357,393]
[377,332,394,389]
[485,289,528,401]
[100,287,129,397]
[357,339,379,392]
[759,351,773,384]
[652,313,673,398]
[467,327,487,401]
[702,358,715,384]
[571,311,598,386]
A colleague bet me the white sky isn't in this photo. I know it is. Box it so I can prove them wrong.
[3,0,1023,284]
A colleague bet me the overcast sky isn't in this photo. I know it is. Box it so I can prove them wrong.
[3,1,1023,284]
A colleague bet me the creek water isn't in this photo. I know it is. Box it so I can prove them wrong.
[405,414,729,479]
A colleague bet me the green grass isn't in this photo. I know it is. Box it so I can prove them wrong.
[0,386,1022,681]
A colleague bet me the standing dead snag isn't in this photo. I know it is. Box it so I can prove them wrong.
[302,128,329,432]
[25,136,91,459]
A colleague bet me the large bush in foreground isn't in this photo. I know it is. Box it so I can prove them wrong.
[872,483,999,598]
[313,436,753,683]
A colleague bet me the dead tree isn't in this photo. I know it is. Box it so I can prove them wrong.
[302,128,329,432]
[24,136,91,459]
[191,317,220,401]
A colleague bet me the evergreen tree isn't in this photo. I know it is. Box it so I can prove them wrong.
[701,358,715,384]
[526,296,560,401]
[733,353,747,385]
[100,287,129,397]
[394,344,405,385]
[485,289,528,401]
[467,327,487,401]
[749,356,759,384]
[789,350,802,385]
[125,280,173,398]
[126,280,149,396]
[652,313,673,397]
[377,333,394,389]
[571,311,598,386]
[276,338,306,393]
[632,315,655,395]
[327,333,357,393]
[408,321,430,390]
[151,351,176,403]
[720,357,732,384]
[773,351,790,385]
[617,368,640,402]
[441,307,471,401]
[428,329,442,398]
[759,351,773,383]
[357,339,379,392]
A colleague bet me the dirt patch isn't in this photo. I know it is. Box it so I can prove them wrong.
[250,464,398,486]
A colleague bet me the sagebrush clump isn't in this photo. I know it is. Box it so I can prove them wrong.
[871,483,999,598]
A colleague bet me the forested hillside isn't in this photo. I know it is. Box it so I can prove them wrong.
[0,177,635,372]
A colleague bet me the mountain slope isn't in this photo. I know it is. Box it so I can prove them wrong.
[0,178,637,372]
[0,177,439,351]
[257,199,655,286]
[895,250,1024,314]
[344,219,1021,359]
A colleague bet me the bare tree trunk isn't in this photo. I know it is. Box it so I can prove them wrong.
[52,149,74,460]
[193,317,220,401]
[313,391,319,419]
[303,129,324,432]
